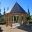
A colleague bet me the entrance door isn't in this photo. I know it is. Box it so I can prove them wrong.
[14,16,19,23]
[14,16,16,23]
[12,16,19,23]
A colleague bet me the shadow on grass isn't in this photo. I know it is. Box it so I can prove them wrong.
[17,24,32,32]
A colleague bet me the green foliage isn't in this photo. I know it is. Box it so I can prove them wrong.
[26,15,31,21]
[31,15,32,20]
[0,15,4,23]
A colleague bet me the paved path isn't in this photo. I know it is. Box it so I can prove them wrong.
[0,25,28,32]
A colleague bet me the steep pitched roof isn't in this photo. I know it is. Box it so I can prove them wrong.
[11,2,27,14]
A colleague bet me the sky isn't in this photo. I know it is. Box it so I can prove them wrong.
[0,0,32,15]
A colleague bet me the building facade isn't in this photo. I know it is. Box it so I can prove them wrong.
[4,2,27,26]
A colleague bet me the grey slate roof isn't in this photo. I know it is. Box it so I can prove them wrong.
[11,2,27,14]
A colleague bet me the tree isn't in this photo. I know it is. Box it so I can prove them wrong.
[26,9,31,24]
[27,9,31,20]
[0,9,1,16]
[26,16,31,21]
[3,8,5,15]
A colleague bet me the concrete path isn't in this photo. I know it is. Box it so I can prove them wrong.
[0,25,28,32]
